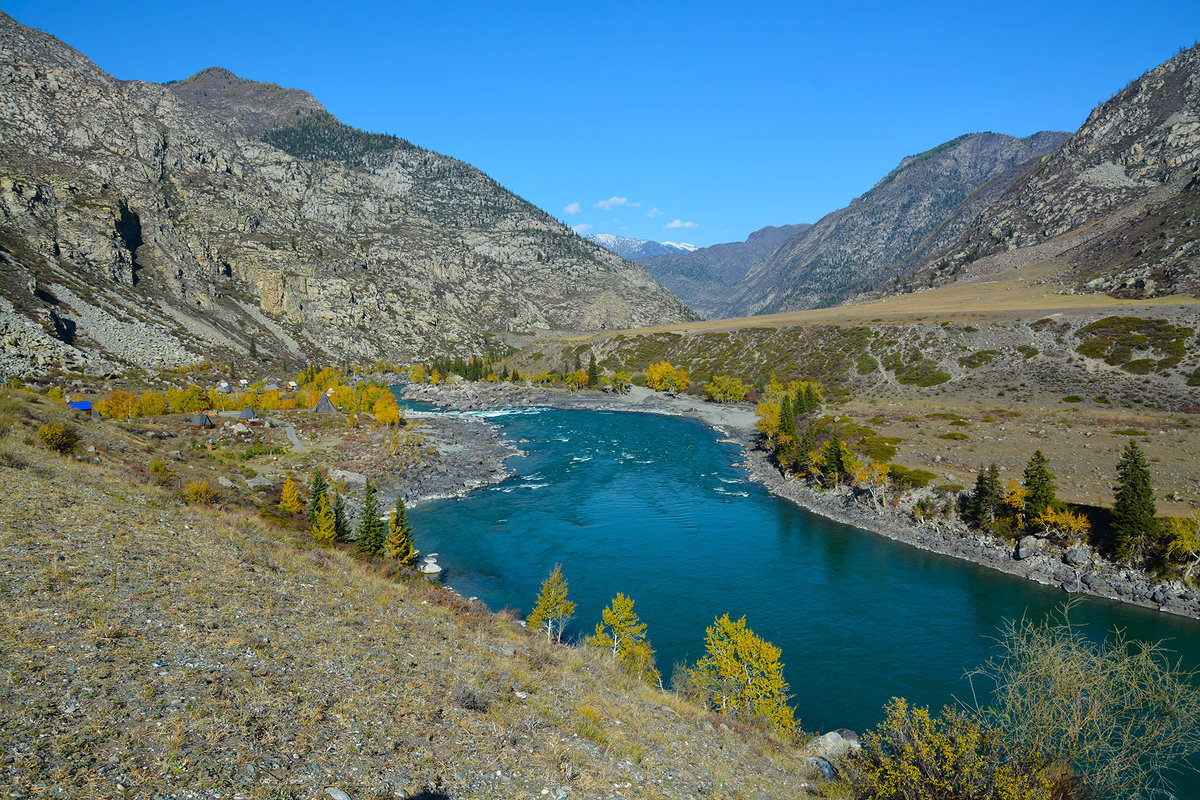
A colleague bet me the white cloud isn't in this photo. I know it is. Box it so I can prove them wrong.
[572,223,593,233]
[647,208,664,218]
[595,196,638,210]
[564,202,581,216]
[666,219,698,229]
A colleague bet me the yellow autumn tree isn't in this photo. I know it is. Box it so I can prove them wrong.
[310,493,338,544]
[383,496,417,566]
[704,374,748,404]
[136,390,168,416]
[1034,507,1091,543]
[280,475,304,514]
[644,361,689,392]
[373,392,402,426]
[687,614,795,734]
[527,563,576,642]
[585,593,662,686]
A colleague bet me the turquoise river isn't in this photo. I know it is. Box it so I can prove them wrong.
[405,404,1200,793]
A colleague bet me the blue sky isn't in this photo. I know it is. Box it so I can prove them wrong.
[8,1,1200,247]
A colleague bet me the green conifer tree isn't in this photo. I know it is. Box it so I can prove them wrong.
[821,434,850,487]
[966,463,1003,528]
[1112,440,1158,564]
[383,495,417,566]
[586,354,599,388]
[527,563,576,642]
[307,470,329,529]
[354,480,386,557]
[796,422,818,473]
[1022,450,1056,524]
[777,395,797,464]
[332,492,350,542]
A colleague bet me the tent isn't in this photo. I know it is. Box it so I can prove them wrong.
[312,394,338,413]
[190,413,214,429]
[237,407,259,421]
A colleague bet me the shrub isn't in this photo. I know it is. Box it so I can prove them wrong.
[1062,395,1082,403]
[848,698,1053,800]
[149,459,178,485]
[890,465,937,490]
[970,608,1200,800]
[938,432,969,440]
[856,354,879,375]
[183,480,218,505]
[36,422,80,454]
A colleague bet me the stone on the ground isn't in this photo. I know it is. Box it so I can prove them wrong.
[330,469,367,488]
[245,476,272,491]
[806,730,861,760]
[1016,535,1042,560]
[1063,547,1090,566]
[217,476,235,488]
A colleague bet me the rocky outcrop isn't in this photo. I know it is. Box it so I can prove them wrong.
[0,13,694,377]
[719,132,1067,316]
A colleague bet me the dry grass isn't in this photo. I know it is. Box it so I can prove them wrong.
[0,392,821,799]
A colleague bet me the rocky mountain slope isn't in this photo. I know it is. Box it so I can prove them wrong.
[637,223,810,318]
[584,232,695,259]
[0,12,693,377]
[903,44,1200,300]
[717,132,1068,316]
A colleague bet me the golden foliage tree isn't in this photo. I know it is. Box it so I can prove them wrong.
[527,563,576,642]
[280,475,304,514]
[644,361,689,392]
[1165,511,1200,585]
[585,593,661,686]
[383,496,417,565]
[373,392,402,426]
[704,374,748,404]
[687,614,795,734]
[310,492,338,544]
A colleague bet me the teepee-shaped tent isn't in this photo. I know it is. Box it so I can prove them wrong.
[312,394,338,413]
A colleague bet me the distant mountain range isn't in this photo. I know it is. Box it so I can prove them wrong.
[635,224,810,318]
[584,233,697,260]
[0,13,693,376]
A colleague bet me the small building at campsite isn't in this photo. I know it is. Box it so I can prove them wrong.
[68,400,93,417]
[312,394,338,414]
[190,413,215,430]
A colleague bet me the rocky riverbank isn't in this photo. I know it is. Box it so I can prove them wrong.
[400,380,1200,620]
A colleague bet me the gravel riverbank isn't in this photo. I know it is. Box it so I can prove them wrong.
[402,381,1200,620]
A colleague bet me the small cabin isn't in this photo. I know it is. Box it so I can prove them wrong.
[68,400,93,417]
[312,394,338,414]
[237,407,259,423]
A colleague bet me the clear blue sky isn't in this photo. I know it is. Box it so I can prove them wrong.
[8,1,1200,247]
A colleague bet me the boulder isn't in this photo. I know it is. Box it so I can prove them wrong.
[329,469,367,488]
[807,730,861,760]
[217,476,235,488]
[800,755,836,781]
[167,450,184,461]
[1016,535,1042,560]
[245,476,272,491]
[1063,547,1090,567]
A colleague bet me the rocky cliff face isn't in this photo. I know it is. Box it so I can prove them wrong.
[910,45,1200,298]
[636,223,810,318]
[0,13,693,376]
[717,132,1068,316]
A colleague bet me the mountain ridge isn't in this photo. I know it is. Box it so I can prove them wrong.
[0,12,695,377]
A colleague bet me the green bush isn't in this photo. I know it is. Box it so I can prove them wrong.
[1062,395,1083,403]
[938,432,969,441]
[36,422,80,454]
[891,465,937,490]
[958,350,999,369]
[857,354,879,375]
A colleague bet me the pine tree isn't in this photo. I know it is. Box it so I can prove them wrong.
[687,614,795,734]
[332,492,350,542]
[1022,450,1056,524]
[964,463,1003,528]
[1112,440,1158,564]
[821,434,851,487]
[796,422,818,473]
[307,470,329,529]
[585,593,661,686]
[310,493,337,544]
[777,395,797,464]
[586,354,599,388]
[383,495,417,566]
[354,480,386,557]
[527,563,576,642]
[280,474,304,514]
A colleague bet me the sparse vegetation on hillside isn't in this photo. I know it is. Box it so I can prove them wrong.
[261,110,414,166]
